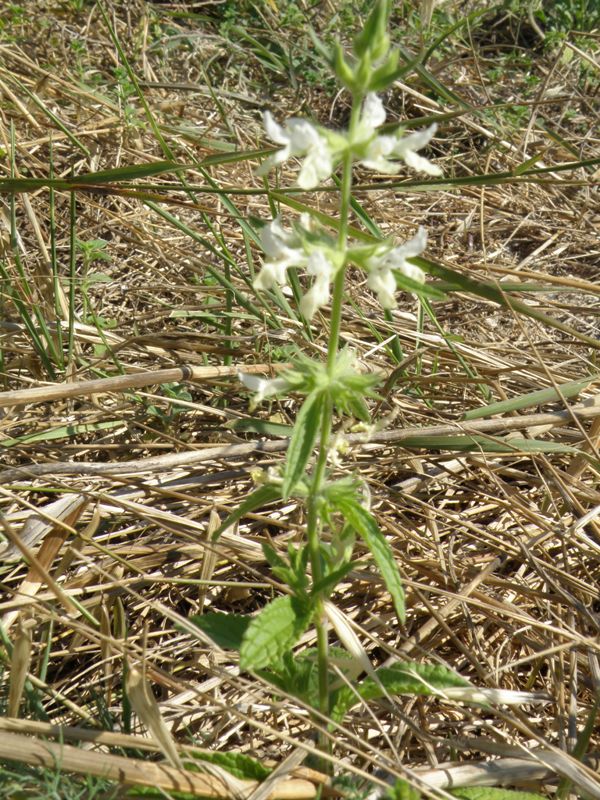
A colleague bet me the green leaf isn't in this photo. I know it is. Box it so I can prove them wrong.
[335,499,405,622]
[262,646,353,708]
[353,0,390,60]
[124,788,194,799]
[367,663,469,697]
[312,561,359,599]
[451,790,546,800]
[368,49,402,93]
[329,347,382,421]
[259,649,320,706]
[333,662,469,721]
[211,484,281,541]
[0,419,123,448]
[333,41,356,89]
[227,418,293,437]
[261,542,288,571]
[240,595,312,671]
[387,778,421,800]
[282,391,323,499]
[394,270,446,300]
[262,542,309,595]
[0,161,181,194]
[413,255,600,351]
[187,751,271,781]
[188,613,250,651]
[85,271,112,283]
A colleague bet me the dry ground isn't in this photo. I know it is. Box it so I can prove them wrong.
[0,1,598,798]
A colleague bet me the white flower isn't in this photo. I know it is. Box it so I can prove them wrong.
[366,227,427,308]
[299,249,335,320]
[359,134,398,174]
[354,93,442,177]
[258,94,442,188]
[257,112,334,189]
[391,125,443,176]
[260,216,298,261]
[253,218,306,291]
[238,372,288,405]
[253,218,338,321]
[297,139,334,190]
[367,262,397,309]
[355,93,387,141]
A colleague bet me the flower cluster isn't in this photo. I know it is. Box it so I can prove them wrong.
[365,226,427,308]
[253,217,343,321]
[252,216,428,320]
[256,115,338,191]
[250,91,439,325]
[258,92,441,191]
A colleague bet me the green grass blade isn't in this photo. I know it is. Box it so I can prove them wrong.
[413,256,600,350]
[0,420,123,448]
[144,200,275,325]
[463,376,598,420]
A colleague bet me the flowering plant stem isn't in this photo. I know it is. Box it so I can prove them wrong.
[218,0,444,763]
[307,99,361,734]
[185,7,546,783]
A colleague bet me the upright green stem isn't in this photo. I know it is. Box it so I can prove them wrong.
[306,95,363,743]
[328,97,362,371]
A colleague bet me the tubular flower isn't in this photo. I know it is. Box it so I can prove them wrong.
[354,93,442,177]
[238,372,288,405]
[365,227,427,308]
[253,217,305,291]
[257,112,334,189]
[253,218,339,320]
[299,250,335,320]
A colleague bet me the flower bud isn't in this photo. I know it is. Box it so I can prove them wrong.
[333,42,357,91]
[353,0,391,62]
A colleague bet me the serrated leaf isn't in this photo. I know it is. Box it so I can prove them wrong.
[188,613,250,651]
[369,663,469,697]
[262,646,353,708]
[240,595,312,671]
[211,484,281,541]
[451,790,546,800]
[282,391,323,499]
[260,649,320,706]
[333,662,469,721]
[335,499,405,622]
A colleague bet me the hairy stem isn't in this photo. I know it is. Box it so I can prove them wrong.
[306,95,362,754]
